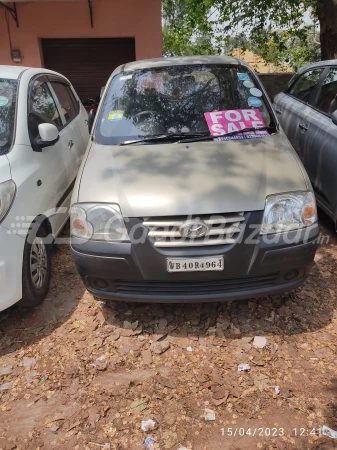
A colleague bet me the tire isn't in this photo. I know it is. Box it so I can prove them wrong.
[21,225,52,308]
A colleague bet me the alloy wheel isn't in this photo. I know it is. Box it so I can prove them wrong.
[30,237,48,289]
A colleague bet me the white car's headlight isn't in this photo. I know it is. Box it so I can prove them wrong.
[71,203,129,241]
[260,191,317,235]
[0,180,16,223]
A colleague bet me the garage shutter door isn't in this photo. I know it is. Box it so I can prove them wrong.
[41,38,136,101]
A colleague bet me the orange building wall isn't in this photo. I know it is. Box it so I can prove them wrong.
[0,0,162,67]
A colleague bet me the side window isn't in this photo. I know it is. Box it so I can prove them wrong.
[315,68,337,115]
[51,82,78,124]
[288,69,324,103]
[29,81,62,128]
[28,81,62,143]
[68,86,80,114]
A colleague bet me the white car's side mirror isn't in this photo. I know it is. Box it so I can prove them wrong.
[38,123,59,142]
[36,123,60,151]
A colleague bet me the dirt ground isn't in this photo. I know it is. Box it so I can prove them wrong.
[1,213,337,450]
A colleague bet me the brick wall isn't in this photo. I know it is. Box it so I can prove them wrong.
[257,73,295,100]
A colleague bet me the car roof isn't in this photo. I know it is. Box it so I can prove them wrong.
[123,55,248,72]
[0,65,71,81]
[298,59,337,74]
[0,65,31,80]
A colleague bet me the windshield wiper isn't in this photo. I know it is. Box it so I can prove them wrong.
[175,126,274,144]
[119,126,275,146]
[119,131,210,146]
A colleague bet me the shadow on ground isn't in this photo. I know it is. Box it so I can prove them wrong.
[0,226,85,359]
[0,214,336,449]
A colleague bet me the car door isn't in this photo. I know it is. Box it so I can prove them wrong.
[300,67,337,217]
[274,68,325,163]
[68,84,90,151]
[26,77,72,234]
[48,79,84,186]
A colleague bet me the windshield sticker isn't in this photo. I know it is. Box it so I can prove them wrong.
[0,96,9,107]
[237,73,250,81]
[108,110,124,121]
[243,80,254,88]
[120,75,133,80]
[204,109,269,140]
[250,87,263,97]
[248,96,262,108]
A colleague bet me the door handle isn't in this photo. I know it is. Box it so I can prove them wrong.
[299,123,309,132]
[85,119,88,125]
[68,140,74,149]
[275,108,282,115]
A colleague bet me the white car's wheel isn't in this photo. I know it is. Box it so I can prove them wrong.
[21,226,52,307]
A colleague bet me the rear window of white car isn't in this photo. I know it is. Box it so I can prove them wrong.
[0,79,17,155]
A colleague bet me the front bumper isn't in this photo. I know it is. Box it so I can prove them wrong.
[0,225,25,311]
[71,212,319,303]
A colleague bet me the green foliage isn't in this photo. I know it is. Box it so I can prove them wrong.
[223,33,252,55]
[162,0,217,56]
[253,27,321,71]
[162,0,320,70]
[163,27,216,56]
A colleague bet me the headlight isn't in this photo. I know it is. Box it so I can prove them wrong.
[71,203,129,241]
[260,191,317,234]
[0,180,16,223]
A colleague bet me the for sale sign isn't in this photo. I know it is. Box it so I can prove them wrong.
[204,109,269,141]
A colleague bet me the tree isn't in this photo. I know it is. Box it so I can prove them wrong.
[251,26,321,71]
[316,0,337,59]
[162,0,216,56]
[223,33,253,56]
[163,0,337,63]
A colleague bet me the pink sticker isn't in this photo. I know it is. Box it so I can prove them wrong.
[204,109,269,140]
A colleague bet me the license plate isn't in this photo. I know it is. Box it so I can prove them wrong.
[167,257,224,272]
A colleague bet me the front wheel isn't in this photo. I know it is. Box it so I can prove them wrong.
[21,226,52,307]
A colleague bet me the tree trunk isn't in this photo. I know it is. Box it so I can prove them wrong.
[316,0,337,60]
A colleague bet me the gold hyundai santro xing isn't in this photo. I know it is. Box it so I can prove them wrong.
[70,56,319,303]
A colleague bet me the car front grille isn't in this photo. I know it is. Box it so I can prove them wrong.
[114,274,278,296]
[143,212,245,248]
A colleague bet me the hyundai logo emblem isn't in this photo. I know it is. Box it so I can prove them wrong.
[179,220,209,238]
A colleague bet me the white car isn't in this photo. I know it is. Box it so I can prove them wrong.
[0,66,89,311]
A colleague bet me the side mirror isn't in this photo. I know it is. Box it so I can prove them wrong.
[332,110,337,126]
[88,109,96,134]
[33,123,59,152]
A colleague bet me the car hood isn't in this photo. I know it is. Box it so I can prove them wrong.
[0,155,12,184]
[78,133,308,217]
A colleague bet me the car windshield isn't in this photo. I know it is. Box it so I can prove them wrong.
[95,64,273,145]
[0,79,17,155]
